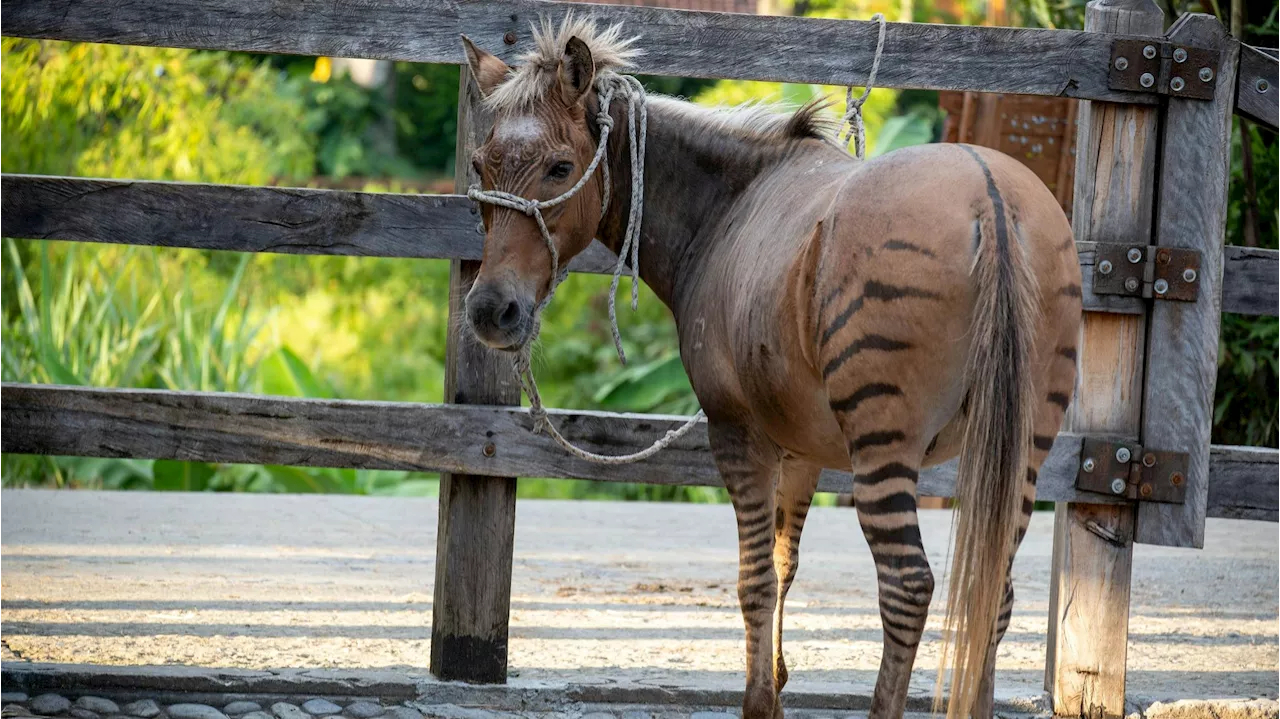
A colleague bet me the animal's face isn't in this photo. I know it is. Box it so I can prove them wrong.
[461,35,603,351]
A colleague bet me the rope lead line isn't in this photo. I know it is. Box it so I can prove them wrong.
[469,72,705,465]
[840,13,887,160]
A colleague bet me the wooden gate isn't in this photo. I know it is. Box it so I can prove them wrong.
[2,1,1277,715]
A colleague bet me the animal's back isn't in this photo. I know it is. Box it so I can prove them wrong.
[681,140,1079,469]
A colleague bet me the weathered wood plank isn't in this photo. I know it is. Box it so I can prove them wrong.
[6,175,1275,316]
[1220,246,1279,316]
[0,174,622,274]
[1236,43,1279,130]
[1207,445,1278,522]
[0,0,1160,103]
[430,67,518,684]
[1046,1,1159,713]
[4,383,1272,511]
[1137,14,1240,549]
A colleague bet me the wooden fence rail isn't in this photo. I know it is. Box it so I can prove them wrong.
[3,382,1276,522]
[1,0,1157,103]
[4,174,1277,317]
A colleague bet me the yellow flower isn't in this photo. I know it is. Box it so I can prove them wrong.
[311,56,331,83]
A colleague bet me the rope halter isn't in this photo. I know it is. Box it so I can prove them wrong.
[840,13,887,160]
[467,71,706,465]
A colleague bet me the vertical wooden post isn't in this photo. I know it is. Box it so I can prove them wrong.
[430,66,520,684]
[1044,1,1161,716]
[1136,14,1240,549]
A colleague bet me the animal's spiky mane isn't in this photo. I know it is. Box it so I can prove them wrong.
[486,16,839,146]
[486,14,641,111]
[646,96,839,144]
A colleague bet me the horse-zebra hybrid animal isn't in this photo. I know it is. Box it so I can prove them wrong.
[459,17,1081,719]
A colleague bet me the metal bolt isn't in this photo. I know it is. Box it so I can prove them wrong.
[1140,484,1153,498]
[503,31,518,45]
[1154,278,1170,295]
[1115,447,1132,464]
[1157,248,1172,264]
[1110,478,1127,495]
[1082,457,1097,473]
[1143,44,1157,59]
[1173,47,1188,63]
[1098,259,1114,275]
[1127,247,1143,263]
[1114,56,1129,71]
[1124,277,1140,293]
[1170,472,1185,486]
[1182,267,1197,283]
[1140,72,1155,88]
[1142,452,1157,467]
[1258,79,1271,94]
[482,442,497,457]
[1170,76,1186,92]
[1199,67,1213,82]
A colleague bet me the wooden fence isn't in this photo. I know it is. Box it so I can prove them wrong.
[2,0,1277,715]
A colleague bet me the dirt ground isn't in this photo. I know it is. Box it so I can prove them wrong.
[1,490,1276,707]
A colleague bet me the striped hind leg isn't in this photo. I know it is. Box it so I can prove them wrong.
[845,439,933,718]
[772,458,821,691]
[709,422,784,719]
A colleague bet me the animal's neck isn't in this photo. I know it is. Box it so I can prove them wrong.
[594,96,792,314]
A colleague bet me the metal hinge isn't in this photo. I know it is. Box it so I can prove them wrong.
[1076,437,1189,504]
[1091,243,1202,302]
[1109,39,1222,100]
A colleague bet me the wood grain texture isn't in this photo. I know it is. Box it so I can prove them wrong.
[1045,2,1160,713]
[1236,43,1279,130]
[0,0,1161,103]
[0,174,622,274]
[3,382,1271,510]
[430,69,518,685]
[1220,246,1279,316]
[6,175,1275,316]
[1137,14,1240,549]
[1207,445,1278,522]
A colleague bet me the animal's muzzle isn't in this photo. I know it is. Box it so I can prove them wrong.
[465,282,532,350]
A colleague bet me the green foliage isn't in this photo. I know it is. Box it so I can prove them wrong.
[1215,118,1279,448]
[2,39,314,182]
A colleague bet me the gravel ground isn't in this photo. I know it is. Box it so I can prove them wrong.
[1,490,1276,710]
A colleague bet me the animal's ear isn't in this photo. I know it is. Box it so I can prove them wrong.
[558,36,595,106]
[461,35,510,97]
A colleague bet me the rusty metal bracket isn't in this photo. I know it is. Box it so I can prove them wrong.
[1077,437,1189,504]
[1091,243,1202,302]
[1110,39,1221,100]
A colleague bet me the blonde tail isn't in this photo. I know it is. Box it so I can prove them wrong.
[935,147,1039,719]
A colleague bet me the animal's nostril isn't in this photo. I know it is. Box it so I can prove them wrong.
[496,300,521,330]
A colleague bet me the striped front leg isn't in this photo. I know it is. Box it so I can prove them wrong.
[709,422,784,719]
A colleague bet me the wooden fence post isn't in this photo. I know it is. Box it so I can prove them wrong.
[1044,0,1161,715]
[1136,13,1240,549]
[430,66,520,683]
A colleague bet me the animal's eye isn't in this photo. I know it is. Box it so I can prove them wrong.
[547,161,574,181]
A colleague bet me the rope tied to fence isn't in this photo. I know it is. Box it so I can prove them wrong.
[468,71,706,464]
[839,13,887,160]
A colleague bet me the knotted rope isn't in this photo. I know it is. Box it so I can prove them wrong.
[839,13,887,160]
[469,72,705,464]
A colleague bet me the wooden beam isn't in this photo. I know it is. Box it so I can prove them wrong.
[1236,43,1278,130]
[0,0,1160,103]
[5,175,1275,317]
[429,66,518,684]
[1046,1,1161,714]
[1137,14,1240,549]
[2,383,1273,513]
